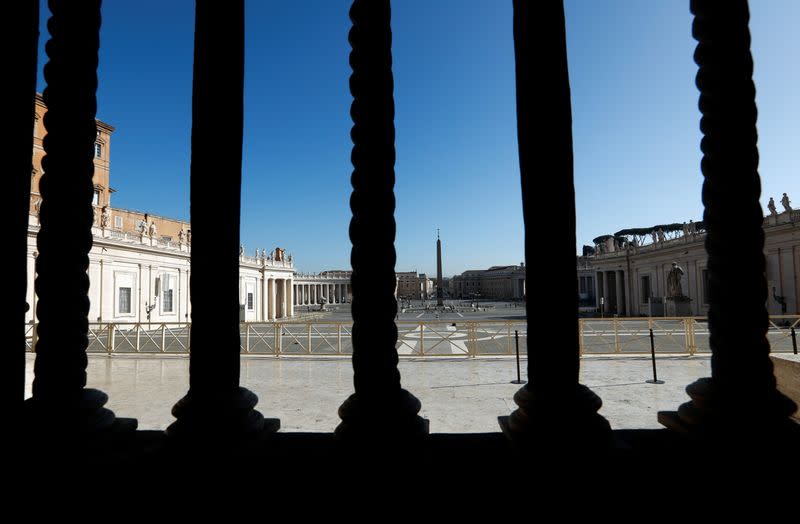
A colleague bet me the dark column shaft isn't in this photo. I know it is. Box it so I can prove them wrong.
[169,0,272,438]
[514,0,579,393]
[694,1,776,392]
[5,0,38,415]
[348,0,401,398]
[500,0,610,448]
[658,1,796,432]
[188,0,244,397]
[32,0,101,400]
[338,0,426,437]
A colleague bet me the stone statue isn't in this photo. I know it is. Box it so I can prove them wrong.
[100,206,110,228]
[240,244,244,256]
[260,248,266,259]
[657,228,665,243]
[186,229,191,244]
[682,222,688,237]
[651,231,657,245]
[178,228,185,244]
[688,219,696,235]
[666,262,685,298]
[288,253,292,263]
[768,197,778,217]
[148,220,157,237]
[781,192,792,212]
[773,287,787,315]
[138,220,147,235]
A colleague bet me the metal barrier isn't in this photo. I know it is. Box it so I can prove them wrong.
[24,316,799,356]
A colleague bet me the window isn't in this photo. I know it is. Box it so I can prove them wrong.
[641,275,651,302]
[115,272,135,316]
[95,142,102,158]
[92,191,100,206]
[114,216,122,228]
[162,274,174,313]
[702,269,710,304]
[247,292,254,310]
[119,288,132,314]
[579,277,587,294]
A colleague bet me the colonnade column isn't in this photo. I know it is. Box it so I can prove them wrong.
[270,278,276,320]
[658,0,797,439]
[287,280,294,317]
[336,0,428,440]
[595,272,603,311]
[602,271,610,315]
[283,279,289,316]
[499,0,610,451]
[25,0,134,435]
[615,270,624,316]
[265,278,270,319]
[168,0,276,438]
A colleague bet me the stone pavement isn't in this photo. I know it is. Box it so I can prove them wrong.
[24,353,711,433]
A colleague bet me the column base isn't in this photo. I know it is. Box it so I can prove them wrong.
[166,386,279,440]
[23,388,137,435]
[499,383,612,452]
[334,388,429,442]
[658,377,799,443]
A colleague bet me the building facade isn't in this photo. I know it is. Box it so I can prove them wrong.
[27,95,295,323]
[450,264,526,300]
[585,208,800,316]
[395,271,433,300]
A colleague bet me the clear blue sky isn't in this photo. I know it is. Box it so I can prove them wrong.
[35,1,800,276]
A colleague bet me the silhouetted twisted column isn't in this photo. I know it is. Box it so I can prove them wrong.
[5,1,38,422]
[336,0,428,439]
[499,0,610,449]
[658,0,797,436]
[25,0,133,433]
[167,0,276,439]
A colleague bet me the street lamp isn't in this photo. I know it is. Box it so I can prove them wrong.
[145,277,161,326]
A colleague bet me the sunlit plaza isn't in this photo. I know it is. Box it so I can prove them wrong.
[24,352,714,433]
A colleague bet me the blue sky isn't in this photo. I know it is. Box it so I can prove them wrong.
[35,1,800,275]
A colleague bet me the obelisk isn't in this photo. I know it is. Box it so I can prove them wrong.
[436,229,444,306]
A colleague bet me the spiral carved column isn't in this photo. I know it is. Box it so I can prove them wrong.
[658,0,797,438]
[25,0,135,434]
[335,0,428,440]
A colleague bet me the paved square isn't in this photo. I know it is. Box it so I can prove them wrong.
[25,353,711,432]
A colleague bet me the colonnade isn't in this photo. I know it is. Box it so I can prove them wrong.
[595,269,627,316]
[292,281,351,306]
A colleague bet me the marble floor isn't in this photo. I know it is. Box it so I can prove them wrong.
[24,353,711,433]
